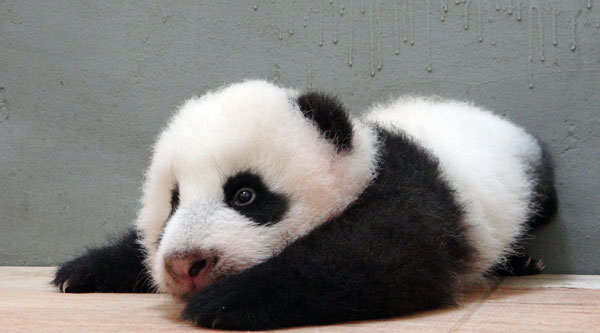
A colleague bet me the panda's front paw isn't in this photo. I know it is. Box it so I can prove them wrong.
[182,282,278,330]
[53,255,100,293]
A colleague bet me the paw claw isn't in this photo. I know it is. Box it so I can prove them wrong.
[534,259,545,272]
[211,317,222,329]
[60,280,70,293]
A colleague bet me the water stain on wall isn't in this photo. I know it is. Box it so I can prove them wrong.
[253,0,597,89]
[0,87,9,123]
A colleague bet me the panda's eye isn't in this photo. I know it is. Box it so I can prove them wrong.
[233,187,256,206]
[223,172,288,225]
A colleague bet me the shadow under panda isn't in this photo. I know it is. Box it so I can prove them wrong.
[53,80,557,330]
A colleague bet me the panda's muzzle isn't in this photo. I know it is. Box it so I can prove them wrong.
[164,251,218,292]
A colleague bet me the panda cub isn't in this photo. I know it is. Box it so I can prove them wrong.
[53,80,556,330]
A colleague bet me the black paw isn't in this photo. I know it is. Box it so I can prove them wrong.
[496,254,545,276]
[52,230,153,293]
[52,254,101,293]
[181,282,279,330]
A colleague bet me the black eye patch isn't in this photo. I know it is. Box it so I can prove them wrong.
[223,171,289,226]
[155,184,180,248]
[169,185,180,217]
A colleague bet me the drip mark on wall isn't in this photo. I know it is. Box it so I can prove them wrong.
[464,0,471,30]
[395,0,401,54]
[273,63,281,83]
[377,1,383,70]
[427,0,433,72]
[403,0,409,42]
[571,1,579,51]
[477,0,483,42]
[306,49,314,90]
[288,2,295,36]
[409,0,415,45]
[441,0,448,21]
[537,5,544,62]
[551,1,559,46]
[0,87,9,123]
[348,5,354,67]
[370,1,376,76]
[319,2,324,46]
[528,4,544,89]
[333,0,339,44]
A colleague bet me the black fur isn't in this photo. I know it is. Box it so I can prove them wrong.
[495,254,545,276]
[155,185,180,247]
[223,171,289,226]
[170,185,180,217]
[297,92,353,152]
[527,144,558,229]
[52,230,152,293]
[182,130,475,330]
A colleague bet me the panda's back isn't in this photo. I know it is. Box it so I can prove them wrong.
[364,97,543,275]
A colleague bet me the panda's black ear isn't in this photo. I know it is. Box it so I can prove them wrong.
[296,92,353,152]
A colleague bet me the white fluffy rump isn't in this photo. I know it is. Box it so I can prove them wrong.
[365,97,542,276]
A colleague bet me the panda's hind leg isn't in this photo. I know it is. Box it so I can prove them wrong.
[494,142,556,277]
[527,142,558,229]
[495,254,545,276]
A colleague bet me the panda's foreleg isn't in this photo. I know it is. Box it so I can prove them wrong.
[52,229,153,293]
[180,242,374,330]
[182,218,463,329]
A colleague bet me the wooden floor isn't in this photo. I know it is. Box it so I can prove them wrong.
[1,267,599,332]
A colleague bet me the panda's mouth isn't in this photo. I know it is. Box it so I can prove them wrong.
[190,266,214,289]
[167,271,219,298]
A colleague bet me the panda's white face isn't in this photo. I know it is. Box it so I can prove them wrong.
[135,80,378,297]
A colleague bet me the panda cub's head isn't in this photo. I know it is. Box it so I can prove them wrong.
[136,80,379,297]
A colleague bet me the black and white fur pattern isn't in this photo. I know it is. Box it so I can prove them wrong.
[53,80,557,330]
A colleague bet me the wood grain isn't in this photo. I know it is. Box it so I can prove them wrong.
[1,267,598,332]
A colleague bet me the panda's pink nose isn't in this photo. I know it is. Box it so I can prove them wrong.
[164,253,215,289]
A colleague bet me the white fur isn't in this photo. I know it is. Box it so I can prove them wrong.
[365,97,542,279]
[135,80,379,294]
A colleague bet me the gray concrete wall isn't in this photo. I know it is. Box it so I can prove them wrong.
[1,1,598,273]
